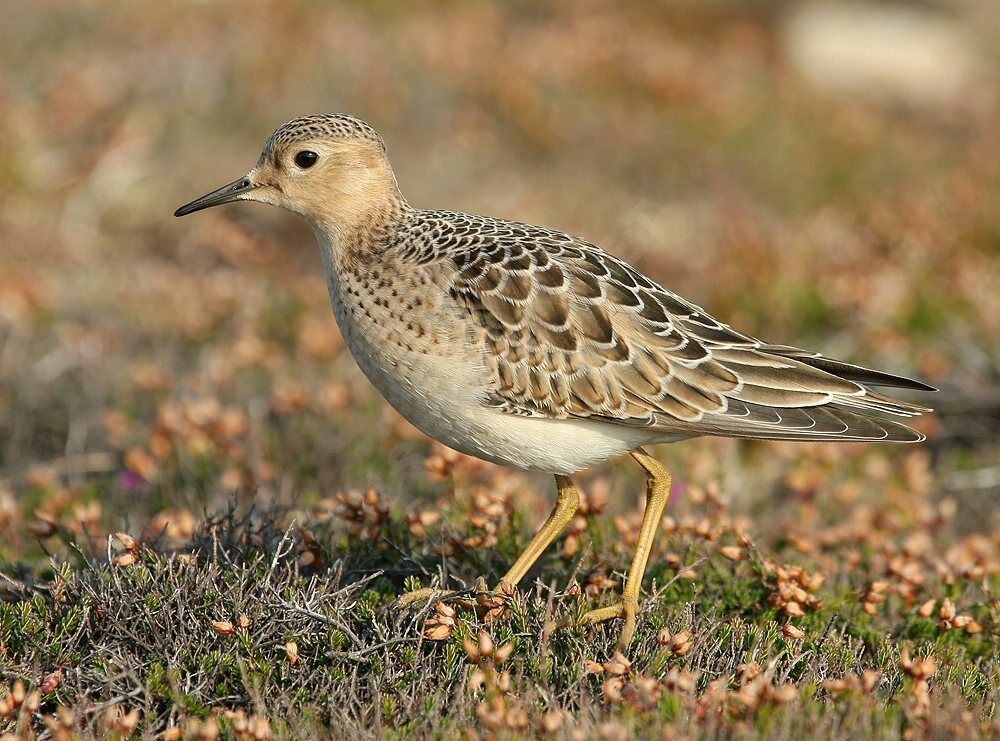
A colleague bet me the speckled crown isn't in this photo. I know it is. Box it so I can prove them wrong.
[262,113,384,158]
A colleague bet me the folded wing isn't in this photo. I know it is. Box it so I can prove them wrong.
[426,211,933,443]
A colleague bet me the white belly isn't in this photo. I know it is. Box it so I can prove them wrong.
[458,408,671,474]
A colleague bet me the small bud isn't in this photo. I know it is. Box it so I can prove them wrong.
[478,631,494,658]
[604,651,631,676]
[720,546,744,562]
[784,601,806,617]
[297,551,317,568]
[917,599,936,618]
[602,677,624,702]
[27,518,58,537]
[540,710,564,734]
[736,662,761,683]
[284,640,298,665]
[860,669,880,693]
[900,647,937,680]
[494,642,515,664]
[119,708,140,735]
[939,598,956,621]
[40,669,62,694]
[250,715,271,740]
[468,668,486,692]
[114,532,138,550]
[113,552,136,567]
[232,711,249,734]
[193,716,219,741]
[435,601,456,619]
[462,635,479,662]
[782,623,805,639]
[424,621,453,641]
[670,630,693,656]
[770,684,797,704]
[210,620,235,635]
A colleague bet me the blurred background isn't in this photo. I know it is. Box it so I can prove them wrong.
[1,0,998,558]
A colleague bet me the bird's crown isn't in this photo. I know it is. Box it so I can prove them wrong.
[262,113,384,159]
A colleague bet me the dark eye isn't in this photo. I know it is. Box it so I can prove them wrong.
[294,150,318,168]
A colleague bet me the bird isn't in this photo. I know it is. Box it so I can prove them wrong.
[175,113,935,648]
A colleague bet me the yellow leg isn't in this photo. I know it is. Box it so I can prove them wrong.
[575,447,671,648]
[496,474,580,591]
[396,474,580,609]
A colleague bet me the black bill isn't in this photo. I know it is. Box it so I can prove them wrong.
[174,177,258,217]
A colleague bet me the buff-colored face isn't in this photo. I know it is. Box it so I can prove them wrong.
[175,132,397,228]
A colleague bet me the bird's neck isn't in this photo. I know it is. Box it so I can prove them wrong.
[312,188,412,272]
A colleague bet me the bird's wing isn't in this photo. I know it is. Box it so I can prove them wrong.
[421,211,933,443]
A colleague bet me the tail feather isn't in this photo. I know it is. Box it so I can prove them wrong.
[762,344,937,392]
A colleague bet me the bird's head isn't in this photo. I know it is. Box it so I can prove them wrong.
[174,114,403,232]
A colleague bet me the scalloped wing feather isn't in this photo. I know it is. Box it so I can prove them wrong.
[415,211,933,443]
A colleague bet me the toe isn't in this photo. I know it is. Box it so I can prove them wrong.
[394,587,447,609]
[395,581,493,612]
[560,596,642,647]
[616,598,639,648]
[569,600,625,629]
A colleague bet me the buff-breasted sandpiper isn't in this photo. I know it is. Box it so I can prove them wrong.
[175,114,935,648]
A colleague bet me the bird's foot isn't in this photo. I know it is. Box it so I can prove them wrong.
[560,595,639,649]
[395,577,515,624]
